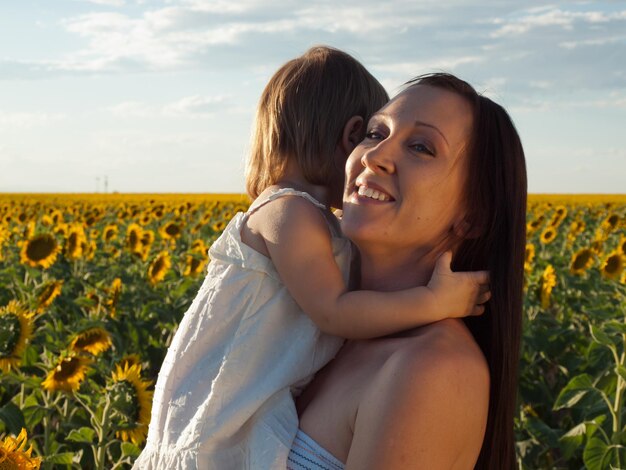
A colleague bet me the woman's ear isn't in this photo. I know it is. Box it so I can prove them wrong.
[339,116,364,156]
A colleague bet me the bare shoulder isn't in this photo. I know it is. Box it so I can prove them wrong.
[246,189,327,240]
[395,318,489,386]
[346,319,489,468]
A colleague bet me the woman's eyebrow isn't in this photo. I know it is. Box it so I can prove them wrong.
[414,120,449,146]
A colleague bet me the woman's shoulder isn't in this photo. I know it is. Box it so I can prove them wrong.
[347,320,489,467]
[385,318,489,392]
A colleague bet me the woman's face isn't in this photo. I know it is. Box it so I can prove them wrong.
[342,85,473,255]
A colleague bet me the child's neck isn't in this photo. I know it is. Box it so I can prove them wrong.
[275,164,332,208]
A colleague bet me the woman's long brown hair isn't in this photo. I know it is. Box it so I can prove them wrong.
[407,74,527,469]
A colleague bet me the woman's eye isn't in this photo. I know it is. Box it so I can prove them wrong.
[411,143,435,156]
[365,130,384,140]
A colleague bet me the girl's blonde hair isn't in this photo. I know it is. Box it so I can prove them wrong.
[245,46,389,199]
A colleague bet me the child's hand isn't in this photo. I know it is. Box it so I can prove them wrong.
[426,251,491,319]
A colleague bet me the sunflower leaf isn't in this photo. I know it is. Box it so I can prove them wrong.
[554,374,595,410]
[0,401,26,435]
[67,426,96,443]
[589,324,615,349]
[121,441,141,458]
[46,452,75,464]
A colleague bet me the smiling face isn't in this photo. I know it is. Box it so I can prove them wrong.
[341,84,474,258]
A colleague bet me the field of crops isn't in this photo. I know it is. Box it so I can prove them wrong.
[0,193,624,469]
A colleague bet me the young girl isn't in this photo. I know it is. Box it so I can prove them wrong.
[134,46,490,469]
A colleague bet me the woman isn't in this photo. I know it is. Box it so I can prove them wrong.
[289,73,527,469]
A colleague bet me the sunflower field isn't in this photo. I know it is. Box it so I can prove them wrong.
[0,193,624,469]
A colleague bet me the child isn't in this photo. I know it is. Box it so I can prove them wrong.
[134,46,490,469]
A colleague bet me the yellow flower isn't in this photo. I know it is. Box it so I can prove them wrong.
[141,230,155,247]
[20,233,60,269]
[539,227,557,245]
[147,251,171,285]
[184,252,208,277]
[42,356,91,392]
[159,221,183,240]
[212,220,227,233]
[540,265,557,309]
[0,301,35,373]
[36,280,63,313]
[0,428,42,469]
[110,363,153,445]
[600,251,625,281]
[602,213,620,232]
[49,209,64,225]
[117,354,141,370]
[618,234,626,255]
[570,248,595,276]
[524,243,535,273]
[126,223,143,254]
[64,224,87,260]
[70,327,113,356]
[105,278,122,317]
[102,224,118,243]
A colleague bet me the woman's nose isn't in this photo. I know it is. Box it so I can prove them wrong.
[361,141,396,174]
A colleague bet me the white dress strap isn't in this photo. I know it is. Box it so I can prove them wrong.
[247,187,327,215]
[245,187,340,237]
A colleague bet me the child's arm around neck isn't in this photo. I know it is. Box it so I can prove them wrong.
[242,193,489,340]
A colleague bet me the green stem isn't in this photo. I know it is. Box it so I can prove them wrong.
[41,391,52,456]
[95,394,112,470]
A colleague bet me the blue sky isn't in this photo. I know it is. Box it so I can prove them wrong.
[1,0,625,194]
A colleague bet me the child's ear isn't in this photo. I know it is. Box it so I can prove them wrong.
[339,116,364,156]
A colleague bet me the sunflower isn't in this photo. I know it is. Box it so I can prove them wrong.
[70,327,112,356]
[0,301,35,373]
[568,220,585,238]
[36,280,63,313]
[147,251,171,285]
[570,248,595,276]
[126,223,143,254]
[40,214,53,227]
[23,221,35,240]
[20,233,60,269]
[42,355,91,392]
[102,224,118,243]
[540,265,557,309]
[105,278,122,317]
[184,251,208,277]
[602,213,620,232]
[110,363,153,445]
[524,243,535,272]
[600,251,625,281]
[64,224,87,260]
[117,354,141,369]
[191,239,208,253]
[549,206,567,228]
[49,209,63,224]
[527,216,545,235]
[0,428,42,469]
[539,227,557,245]
[159,221,183,240]
[140,229,154,244]
[212,220,227,233]
[618,235,626,255]
[53,223,69,238]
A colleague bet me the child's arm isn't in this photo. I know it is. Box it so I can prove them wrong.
[256,196,489,339]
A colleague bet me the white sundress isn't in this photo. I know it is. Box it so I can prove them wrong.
[133,188,351,470]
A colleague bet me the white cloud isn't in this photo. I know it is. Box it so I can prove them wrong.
[81,0,126,6]
[107,95,228,118]
[490,7,626,38]
[0,111,66,128]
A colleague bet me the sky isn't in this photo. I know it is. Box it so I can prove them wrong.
[1,0,625,194]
